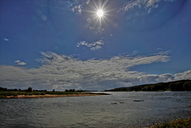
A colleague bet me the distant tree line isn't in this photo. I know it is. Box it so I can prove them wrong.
[105,80,191,92]
[65,89,86,92]
[0,87,87,93]
[0,87,34,92]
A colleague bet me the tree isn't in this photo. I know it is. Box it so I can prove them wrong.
[28,87,33,92]
[183,82,191,91]
[169,83,176,91]
[169,82,184,91]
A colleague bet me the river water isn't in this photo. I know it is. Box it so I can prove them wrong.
[0,92,191,128]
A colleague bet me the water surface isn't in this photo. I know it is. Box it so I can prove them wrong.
[0,92,191,128]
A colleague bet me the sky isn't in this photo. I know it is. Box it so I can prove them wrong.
[0,0,191,91]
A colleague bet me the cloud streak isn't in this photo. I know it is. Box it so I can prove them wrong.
[118,0,175,13]
[0,52,190,90]
[117,0,186,31]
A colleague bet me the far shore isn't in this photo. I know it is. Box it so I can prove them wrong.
[3,93,110,99]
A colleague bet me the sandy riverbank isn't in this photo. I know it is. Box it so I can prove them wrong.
[4,93,109,99]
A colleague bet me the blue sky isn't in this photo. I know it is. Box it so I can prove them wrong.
[0,0,191,90]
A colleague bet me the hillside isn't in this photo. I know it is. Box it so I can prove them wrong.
[105,80,191,91]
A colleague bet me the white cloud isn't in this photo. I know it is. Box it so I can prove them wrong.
[4,38,9,42]
[174,70,191,80]
[77,40,104,51]
[17,62,27,66]
[14,60,26,66]
[157,73,174,82]
[0,52,190,90]
[15,60,20,63]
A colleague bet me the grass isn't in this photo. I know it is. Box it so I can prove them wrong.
[0,91,83,98]
[0,91,106,98]
[0,91,109,99]
[0,91,46,96]
[150,117,191,128]
[0,95,6,98]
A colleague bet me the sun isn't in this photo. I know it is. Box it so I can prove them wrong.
[97,9,104,18]
[85,0,111,29]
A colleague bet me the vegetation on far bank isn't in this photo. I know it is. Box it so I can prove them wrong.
[0,87,106,98]
[150,117,191,128]
[106,80,191,92]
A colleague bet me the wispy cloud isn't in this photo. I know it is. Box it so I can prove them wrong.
[4,38,9,42]
[77,40,104,51]
[0,52,190,90]
[14,60,26,66]
[118,0,175,13]
[71,5,82,14]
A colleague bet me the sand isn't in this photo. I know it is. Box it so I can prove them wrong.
[5,93,108,99]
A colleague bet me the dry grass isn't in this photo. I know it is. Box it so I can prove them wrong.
[0,91,109,99]
[150,117,191,128]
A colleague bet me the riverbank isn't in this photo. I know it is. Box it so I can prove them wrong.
[0,91,110,99]
[150,117,191,128]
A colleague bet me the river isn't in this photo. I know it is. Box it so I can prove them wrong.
[0,91,191,128]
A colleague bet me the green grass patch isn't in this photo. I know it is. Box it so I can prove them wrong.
[0,95,6,98]
[150,117,191,128]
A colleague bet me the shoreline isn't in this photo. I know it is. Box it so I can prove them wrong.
[3,93,109,99]
[150,117,191,128]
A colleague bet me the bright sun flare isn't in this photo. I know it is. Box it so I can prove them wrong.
[97,9,104,17]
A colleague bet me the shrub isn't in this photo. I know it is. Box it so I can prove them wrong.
[27,87,33,92]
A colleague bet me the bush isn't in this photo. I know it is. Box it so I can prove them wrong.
[27,87,33,92]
